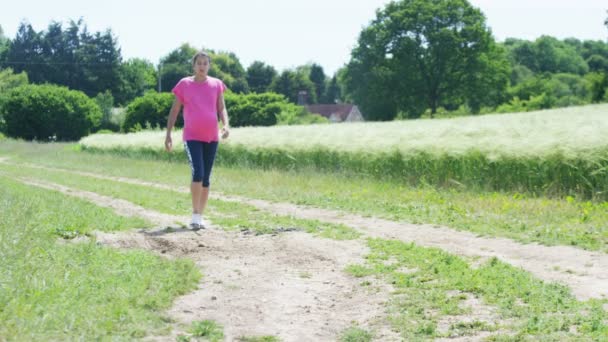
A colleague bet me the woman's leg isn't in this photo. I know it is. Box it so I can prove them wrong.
[199,141,219,215]
[185,141,204,216]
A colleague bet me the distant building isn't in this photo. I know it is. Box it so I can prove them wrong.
[304,104,364,123]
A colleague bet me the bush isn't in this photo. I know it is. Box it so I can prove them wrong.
[122,92,178,132]
[2,84,101,141]
[276,104,328,125]
[94,91,119,132]
[224,92,287,127]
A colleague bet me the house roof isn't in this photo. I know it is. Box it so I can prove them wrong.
[305,104,356,121]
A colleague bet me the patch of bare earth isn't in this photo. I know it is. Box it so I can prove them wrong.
[12,164,608,301]
[14,177,398,341]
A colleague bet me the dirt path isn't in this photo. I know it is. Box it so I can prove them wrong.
[12,163,608,301]
[14,177,399,341]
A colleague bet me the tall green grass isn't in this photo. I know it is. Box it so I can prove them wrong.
[0,176,201,340]
[79,104,608,200]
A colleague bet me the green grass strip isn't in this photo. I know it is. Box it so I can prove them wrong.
[0,162,359,240]
[2,141,606,251]
[80,142,608,202]
[347,238,608,340]
[0,176,201,340]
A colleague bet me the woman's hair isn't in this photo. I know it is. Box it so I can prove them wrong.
[192,51,211,65]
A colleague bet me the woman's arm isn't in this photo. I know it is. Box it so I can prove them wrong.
[217,92,230,139]
[165,97,183,151]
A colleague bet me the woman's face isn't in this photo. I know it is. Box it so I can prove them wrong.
[193,56,210,77]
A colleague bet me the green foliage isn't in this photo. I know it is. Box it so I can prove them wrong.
[160,45,250,93]
[225,92,295,127]
[94,90,119,132]
[0,68,29,93]
[506,36,589,75]
[270,70,317,104]
[6,19,122,97]
[116,58,157,105]
[0,68,29,133]
[586,72,608,102]
[209,50,249,93]
[504,73,592,111]
[122,92,176,132]
[345,0,509,119]
[275,104,328,125]
[340,327,373,342]
[159,43,197,92]
[247,61,277,93]
[309,63,326,103]
[2,84,101,141]
[323,75,341,104]
[189,320,224,341]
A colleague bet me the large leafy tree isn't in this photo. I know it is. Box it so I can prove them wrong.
[246,61,277,93]
[116,58,157,105]
[159,43,197,92]
[160,45,249,93]
[345,0,509,119]
[208,51,249,93]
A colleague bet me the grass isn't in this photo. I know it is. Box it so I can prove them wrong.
[189,320,224,341]
[0,176,201,340]
[339,327,373,342]
[0,161,360,241]
[346,238,608,340]
[1,140,606,252]
[79,104,608,199]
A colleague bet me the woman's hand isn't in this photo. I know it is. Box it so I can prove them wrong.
[221,126,230,139]
[165,134,173,151]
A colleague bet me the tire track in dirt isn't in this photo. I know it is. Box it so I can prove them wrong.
[11,162,608,301]
[11,176,400,341]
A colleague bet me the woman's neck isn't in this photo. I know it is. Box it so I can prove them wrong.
[193,74,208,82]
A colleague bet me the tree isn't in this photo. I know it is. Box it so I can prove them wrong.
[345,0,508,119]
[309,63,326,103]
[323,75,341,103]
[5,19,122,97]
[116,58,157,105]
[159,43,197,92]
[0,25,9,63]
[246,61,277,93]
[270,70,316,104]
[160,45,249,93]
[208,51,249,93]
[0,68,28,94]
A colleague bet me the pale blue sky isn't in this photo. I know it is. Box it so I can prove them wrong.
[1,0,606,75]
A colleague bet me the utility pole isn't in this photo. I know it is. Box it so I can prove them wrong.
[158,63,162,92]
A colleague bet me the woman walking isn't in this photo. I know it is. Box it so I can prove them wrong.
[165,51,230,230]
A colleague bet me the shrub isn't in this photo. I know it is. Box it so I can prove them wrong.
[94,91,119,132]
[224,92,284,127]
[2,84,101,141]
[122,92,178,132]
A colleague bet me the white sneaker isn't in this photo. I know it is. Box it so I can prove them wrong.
[190,214,202,230]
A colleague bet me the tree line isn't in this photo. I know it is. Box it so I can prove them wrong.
[1,1,607,123]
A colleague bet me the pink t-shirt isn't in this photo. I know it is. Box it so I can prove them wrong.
[172,76,226,142]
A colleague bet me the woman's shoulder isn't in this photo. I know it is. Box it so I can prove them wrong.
[179,76,195,84]
[207,76,224,85]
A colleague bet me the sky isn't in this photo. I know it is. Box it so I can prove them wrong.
[1,0,606,75]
